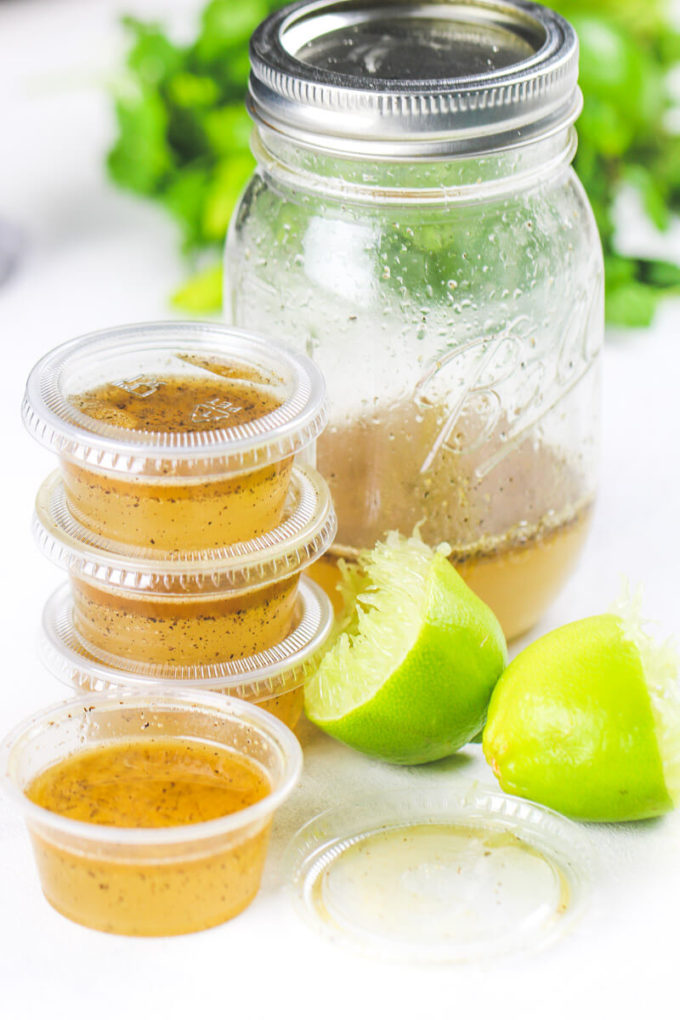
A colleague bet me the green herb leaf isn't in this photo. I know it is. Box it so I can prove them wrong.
[194,0,271,64]
[106,0,680,327]
[171,262,223,312]
[107,87,173,194]
[605,278,661,328]
[122,16,183,86]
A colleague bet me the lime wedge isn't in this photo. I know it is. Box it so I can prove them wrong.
[305,532,507,764]
[483,608,680,821]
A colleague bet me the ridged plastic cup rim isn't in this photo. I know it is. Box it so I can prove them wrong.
[32,463,337,591]
[285,784,595,962]
[40,576,334,691]
[21,321,327,478]
[1,689,303,847]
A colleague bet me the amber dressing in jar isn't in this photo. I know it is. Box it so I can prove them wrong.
[452,509,592,640]
[309,399,593,640]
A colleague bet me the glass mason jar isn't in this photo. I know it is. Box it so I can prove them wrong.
[225,0,604,640]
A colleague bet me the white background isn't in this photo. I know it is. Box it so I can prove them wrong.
[1,1,680,1017]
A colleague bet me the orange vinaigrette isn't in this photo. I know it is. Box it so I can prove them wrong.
[69,367,283,434]
[26,738,273,936]
[312,398,594,641]
[307,507,591,643]
[63,363,292,550]
[70,575,299,667]
[69,667,306,731]
[453,508,592,640]
[26,738,270,825]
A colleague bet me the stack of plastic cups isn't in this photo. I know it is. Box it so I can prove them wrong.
[22,322,337,729]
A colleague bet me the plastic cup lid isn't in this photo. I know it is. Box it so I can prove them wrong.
[22,321,327,479]
[285,786,594,963]
[33,463,337,594]
[40,577,334,695]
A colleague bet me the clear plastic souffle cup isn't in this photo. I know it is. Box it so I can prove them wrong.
[22,321,327,550]
[1,691,302,936]
[40,576,334,730]
[33,463,336,668]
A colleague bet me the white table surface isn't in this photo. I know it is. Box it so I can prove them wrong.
[1,2,680,1017]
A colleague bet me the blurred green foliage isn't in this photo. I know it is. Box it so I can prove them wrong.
[558,0,680,325]
[108,0,680,324]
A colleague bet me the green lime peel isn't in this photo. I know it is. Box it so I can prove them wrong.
[613,584,680,805]
[483,586,680,822]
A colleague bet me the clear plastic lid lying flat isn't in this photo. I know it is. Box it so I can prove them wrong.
[22,321,327,479]
[286,787,594,963]
[33,463,337,594]
[41,577,333,693]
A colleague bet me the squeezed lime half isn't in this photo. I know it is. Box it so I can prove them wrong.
[483,602,680,822]
[305,532,507,764]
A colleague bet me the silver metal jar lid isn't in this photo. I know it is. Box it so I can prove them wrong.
[249,0,581,157]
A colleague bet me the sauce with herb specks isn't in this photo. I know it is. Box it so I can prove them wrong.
[26,738,270,826]
[71,575,299,667]
[26,738,274,935]
[69,362,282,434]
[62,357,293,550]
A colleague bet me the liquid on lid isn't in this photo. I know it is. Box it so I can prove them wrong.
[26,738,271,827]
[69,357,284,434]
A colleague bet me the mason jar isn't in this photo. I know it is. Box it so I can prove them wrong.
[225,0,604,640]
